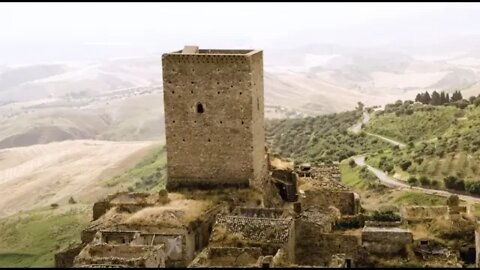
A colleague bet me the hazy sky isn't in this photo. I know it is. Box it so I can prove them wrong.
[1,2,480,65]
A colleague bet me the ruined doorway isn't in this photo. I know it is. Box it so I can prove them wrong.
[460,246,476,264]
[345,258,352,268]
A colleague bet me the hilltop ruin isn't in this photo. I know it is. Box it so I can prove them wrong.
[54,46,480,268]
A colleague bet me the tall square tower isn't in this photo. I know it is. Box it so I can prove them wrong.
[162,47,266,190]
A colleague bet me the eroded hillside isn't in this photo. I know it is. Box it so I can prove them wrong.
[0,140,157,218]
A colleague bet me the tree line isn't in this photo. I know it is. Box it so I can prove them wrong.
[415,90,463,106]
[414,90,480,109]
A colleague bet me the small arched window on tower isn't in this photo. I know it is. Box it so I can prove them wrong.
[196,103,204,114]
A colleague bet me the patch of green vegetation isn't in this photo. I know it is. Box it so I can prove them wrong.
[101,144,167,192]
[0,144,169,267]
[266,110,391,164]
[472,204,480,218]
[366,104,458,143]
[365,105,480,193]
[339,160,381,190]
[393,191,447,206]
[0,204,90,267]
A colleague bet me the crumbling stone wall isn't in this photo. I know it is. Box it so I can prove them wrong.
[193,204,225,253]
[74,243,166,268]
[475,226,480,267]
[93,201,109,221]
[231,207,285,218]
[295,222,361,267]
[99,230,138,244]
[362,226,413,255]
[310,164,341,182]
[92,192,168,221]
[81,226,98,244]
[271,169,298,202]
[55,243,86,268]
[162,48,266,190]
[211,214,295,261]
[188,247,263,267]
[301,189,359,215]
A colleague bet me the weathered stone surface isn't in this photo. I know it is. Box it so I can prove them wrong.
[362,226,413,255]
[162,48,266,190]
[188,247,263,267]
[300,189,359,215]
[73,243,166,268]
[55,243,86,268]
[212,215,292,244]
[476,225,480,267]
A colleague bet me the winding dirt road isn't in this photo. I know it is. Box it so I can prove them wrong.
[351,109,480,204]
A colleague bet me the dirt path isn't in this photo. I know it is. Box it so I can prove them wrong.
[351,109,480,204]
[349,109,406,148]
[0,140,157,218]
[349,110,370,134]
[365,132,406,148]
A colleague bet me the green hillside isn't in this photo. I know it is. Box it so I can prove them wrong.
[364,101,480,193]
[266,110,391,164]
[0,204,91,267]
[101,144,167,192]
[0,145,167,267]
[267,96,480,195]
[365,104,459,143]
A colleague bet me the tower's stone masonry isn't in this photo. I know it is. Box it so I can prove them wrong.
[162,48,266,190]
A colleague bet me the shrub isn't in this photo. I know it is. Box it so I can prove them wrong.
[444,175,465,191]
[454,99,469,109]
[68,197,77,204]
[444,175,457,189]
[359,166,377,181]
[50,203,59,209]
[400,160,412,171]
[371,210,401,222]
[419,176,431,186]
[335,215,366,229]
[465,181,480,195]
[407,176,418,186]
[414,157,424,165]
[348,158,356,168]
[383,164,394,173]
[430,179,439,187]
[474,97,480,107]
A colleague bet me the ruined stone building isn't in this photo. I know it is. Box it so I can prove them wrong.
[54,46,479,268]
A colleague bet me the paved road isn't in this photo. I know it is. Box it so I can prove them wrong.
[353,155,480,204]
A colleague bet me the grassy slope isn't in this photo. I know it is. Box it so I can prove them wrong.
[340,160,446,212]
[101,144,167,192]
[0,204,91,267]
[0,144,167,267]
[365,104,480,187]
[365,105,458,143]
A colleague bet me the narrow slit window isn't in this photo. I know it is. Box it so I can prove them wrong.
[196,103,204,113]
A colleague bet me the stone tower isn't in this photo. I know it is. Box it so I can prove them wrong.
[162,46,266,190]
